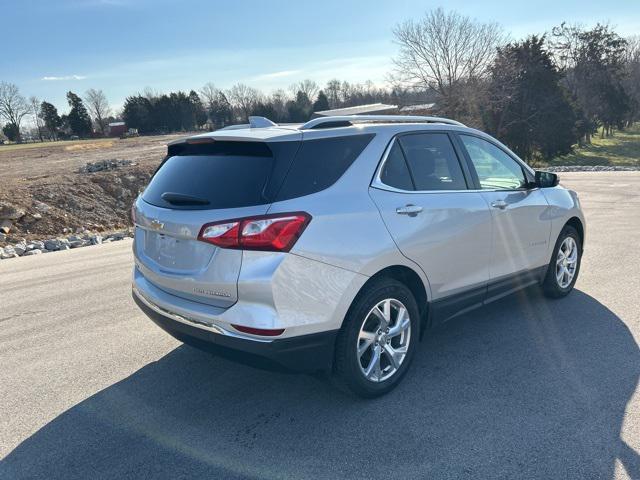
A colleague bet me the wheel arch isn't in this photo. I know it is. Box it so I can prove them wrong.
[565,216,585,249]
[346,265,430,340]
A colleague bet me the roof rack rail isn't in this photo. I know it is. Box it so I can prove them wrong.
[300,115,465,130]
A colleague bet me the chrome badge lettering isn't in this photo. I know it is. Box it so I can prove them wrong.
[193,287,231,298]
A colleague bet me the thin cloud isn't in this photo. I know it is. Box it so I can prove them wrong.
[253,70,301,80]
[42,75,87,81]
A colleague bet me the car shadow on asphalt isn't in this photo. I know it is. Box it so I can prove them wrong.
[2,289,639,480]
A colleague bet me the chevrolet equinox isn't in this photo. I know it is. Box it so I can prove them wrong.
[131,115,585,397]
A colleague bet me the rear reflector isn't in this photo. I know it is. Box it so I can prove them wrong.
[198,212,311,252]
[231,324,285,336]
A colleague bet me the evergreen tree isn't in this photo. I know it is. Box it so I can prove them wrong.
[66,91,92,137]
[313,90,330,112]
[286,91,313,122]
[485,36,578,161]
[2,123,19,142]
[40,101,62,140]
[207,91,233,128]
[188,90,208,128]
[122,95,153,133]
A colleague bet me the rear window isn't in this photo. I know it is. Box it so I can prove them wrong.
[142,141,297,210]
[143,134,374,210]
[274,134,374,201]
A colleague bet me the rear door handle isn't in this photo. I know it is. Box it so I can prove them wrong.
[491,200,508,210]
[396,204,423,216]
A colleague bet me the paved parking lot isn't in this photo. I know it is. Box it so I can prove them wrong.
[1,172,639,479]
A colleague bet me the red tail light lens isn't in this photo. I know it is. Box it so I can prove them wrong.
[231,324,285,336]
[198,212,311,252]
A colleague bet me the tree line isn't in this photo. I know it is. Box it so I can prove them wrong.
[2,8,639,163]
[392,9,640,161]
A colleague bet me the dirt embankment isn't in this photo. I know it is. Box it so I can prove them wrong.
[0,165,154,240]
[0,133,191,242]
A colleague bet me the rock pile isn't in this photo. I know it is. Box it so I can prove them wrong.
[0,229,133,260]
[545,165,640,172]
[79,159,135,173]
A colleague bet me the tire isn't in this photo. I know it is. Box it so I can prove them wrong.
[334,278,419,398]
[542,225,582,298]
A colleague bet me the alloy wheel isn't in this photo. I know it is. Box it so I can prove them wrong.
[357,298,411,382]
[556,236,578,288]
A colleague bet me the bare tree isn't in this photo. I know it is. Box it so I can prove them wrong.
[226,83,261,122]
[0,82,29,142]
[325,79,341,108]
[29,96,44,141]
[84,88,111,136]
[392,8,505,117]
[270,89,289,122]
[200,82,219,112]
[289,79,319,102]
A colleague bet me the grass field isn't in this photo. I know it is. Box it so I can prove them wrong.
[548,123,640,167]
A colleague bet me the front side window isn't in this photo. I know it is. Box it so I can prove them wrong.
[398,133,467,191]
[459,135,527,190]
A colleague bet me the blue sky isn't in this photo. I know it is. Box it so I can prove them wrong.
[2,0,639,113]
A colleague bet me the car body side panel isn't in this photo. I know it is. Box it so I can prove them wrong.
[479,188,553,279]
[369,188,492,300]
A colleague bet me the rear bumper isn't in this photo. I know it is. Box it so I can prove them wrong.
[132,289,338,372]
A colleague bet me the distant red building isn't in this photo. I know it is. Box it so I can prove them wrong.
[107,122,126,137]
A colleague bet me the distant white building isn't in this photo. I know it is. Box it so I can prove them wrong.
[312,103,398,119]
[399,103,437,114]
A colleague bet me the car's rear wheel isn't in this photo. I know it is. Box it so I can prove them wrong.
[334,278,419,398]
[542,225,582,298]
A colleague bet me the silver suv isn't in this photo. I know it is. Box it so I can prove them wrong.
[132,115,585,397]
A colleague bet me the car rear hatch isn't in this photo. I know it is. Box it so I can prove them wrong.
[133,133,301,308]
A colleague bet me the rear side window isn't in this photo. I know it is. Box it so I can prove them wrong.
[143,141,297,210]
[398,133,467,191]
[380,141,414,190]
[275,134,374,201]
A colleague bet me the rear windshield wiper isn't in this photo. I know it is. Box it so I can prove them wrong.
[161,192,210,206]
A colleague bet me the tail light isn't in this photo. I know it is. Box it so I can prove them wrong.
[198,212,311,252]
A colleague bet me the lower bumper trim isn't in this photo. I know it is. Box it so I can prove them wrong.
[133,290,338,373]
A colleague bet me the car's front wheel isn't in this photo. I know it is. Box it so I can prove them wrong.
[542,225,582,298]
[334,278,419,398]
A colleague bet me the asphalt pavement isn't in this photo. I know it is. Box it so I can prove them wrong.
[1,172,639,479]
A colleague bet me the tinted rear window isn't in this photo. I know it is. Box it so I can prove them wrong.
[144,134,373,210]
[143,141,297,210]
[275,134,374,201]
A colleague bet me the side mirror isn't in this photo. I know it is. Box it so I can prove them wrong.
[535,170,559,188]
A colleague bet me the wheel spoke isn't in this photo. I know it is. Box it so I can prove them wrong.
[371,304,389,328]
[358,331,375,357]
[364,346,381,379]
[383,344,407,369]
[389,308,410,337]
